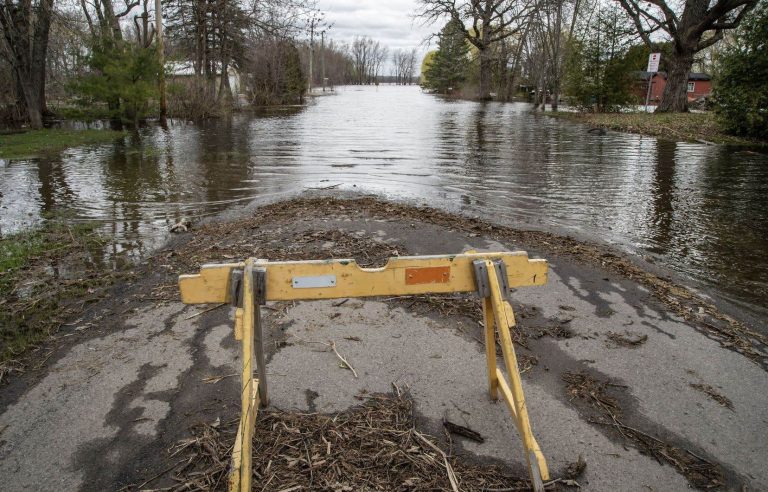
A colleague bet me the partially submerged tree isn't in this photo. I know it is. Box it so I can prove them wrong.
[563,2,636,111]
[75,38,161,126]
[350,35,388,84]
[616,0,758,112]
[0,0,55,128]
[391,48,418,85]
[418,0,536,100]
[529,0,583,110]
[424,18,469,93]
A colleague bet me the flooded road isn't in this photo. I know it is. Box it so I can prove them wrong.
[1,85,766,316]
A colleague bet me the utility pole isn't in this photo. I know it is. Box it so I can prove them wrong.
[309,21,314,94]
[307,12,327,96]
[320,31,326,92]
[156,0,167,125]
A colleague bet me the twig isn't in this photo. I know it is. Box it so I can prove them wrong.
[414,430,459,492]
[184,303,225,320]
[202,373,238,384]
[291,335,358,378]
[329,340,358,378]
[443,419,484,443]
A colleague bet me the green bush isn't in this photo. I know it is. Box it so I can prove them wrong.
[714,3,768,139]
[72,39,161,126]
[423,18,470,94]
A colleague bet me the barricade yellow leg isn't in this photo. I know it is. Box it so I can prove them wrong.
[484,260,550,489]
[229,260,262,491]
[483,297,499,400]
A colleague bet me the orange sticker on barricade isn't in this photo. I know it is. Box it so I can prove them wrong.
[405,266,451,285]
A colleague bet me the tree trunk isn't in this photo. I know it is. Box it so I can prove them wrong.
[0,0,54,129]
[657,47,695,112]
[478,48,492,100]
[218,61,232,104]
[499,40,510,102]
[551,83,560,112]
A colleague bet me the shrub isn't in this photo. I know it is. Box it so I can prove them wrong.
[714,3,768,140]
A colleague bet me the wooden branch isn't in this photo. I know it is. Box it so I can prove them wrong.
[696,30,724,51]
[115,0,140,18]
[700,0,755,35]
[617,0,657,45]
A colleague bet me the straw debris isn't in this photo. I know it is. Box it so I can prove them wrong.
[689,383,733,410]
[562,372,724,489]
[385,293,481,320]
[605,331,648,348]
[168,394,535,491]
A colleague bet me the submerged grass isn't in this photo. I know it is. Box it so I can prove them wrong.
[0,220,129,380]
[546,112,765,146]
[0,129,124,159]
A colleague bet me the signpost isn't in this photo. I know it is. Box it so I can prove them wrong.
[645,53,661,112]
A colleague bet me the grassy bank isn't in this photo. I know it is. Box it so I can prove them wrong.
[546,112,764,146]
[0,221,129,379]
[0,129,124,159]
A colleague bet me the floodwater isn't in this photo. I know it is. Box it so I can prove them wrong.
[1,85,766,318]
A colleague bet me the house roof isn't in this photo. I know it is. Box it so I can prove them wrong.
[634,71,711,81]
[166,61,240,77]
[167,61,195,76]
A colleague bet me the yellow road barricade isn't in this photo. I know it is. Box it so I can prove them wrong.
[179,252,550,491]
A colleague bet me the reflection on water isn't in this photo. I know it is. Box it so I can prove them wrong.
[1,85,766,316]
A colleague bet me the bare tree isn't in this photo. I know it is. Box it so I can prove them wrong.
[418,0,537,99]
[532,0,582,110]
[350,35,368,84]
[372,43,388,83]
[0,0,55,128]
[403,48,417,84]
[392,48,418,84]
[392,48,404,83]
[350,35,388,84]
[616,0,757,111]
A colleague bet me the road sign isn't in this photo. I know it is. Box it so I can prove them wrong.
[647,52,661,73]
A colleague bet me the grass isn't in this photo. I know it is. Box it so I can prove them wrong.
[0,128,125,159]
[545,111,765,146]
[0,221,129,379]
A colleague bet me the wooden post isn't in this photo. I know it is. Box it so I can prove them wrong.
[239,260,255,491]
[644,73,654,113]
[253,262,268,406]
[483,297,499,400]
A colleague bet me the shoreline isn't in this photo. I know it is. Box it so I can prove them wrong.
[0,128,126,159]
[542,111,767,147]
[3,193,765,380]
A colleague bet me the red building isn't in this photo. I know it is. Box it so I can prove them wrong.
[634,72,713,105]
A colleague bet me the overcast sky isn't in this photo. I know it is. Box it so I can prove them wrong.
[316,0,438,65]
